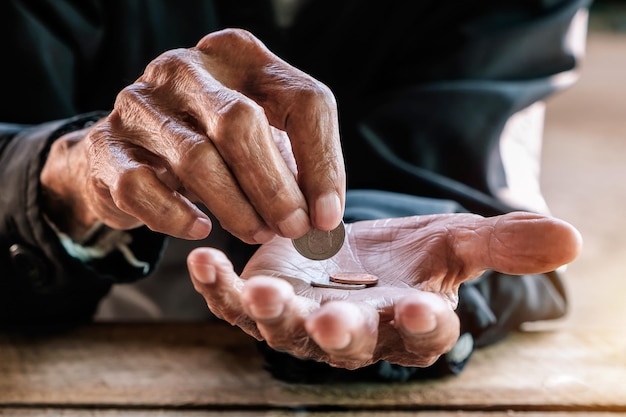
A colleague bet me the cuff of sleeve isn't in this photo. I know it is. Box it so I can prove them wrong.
[2,112,165,294]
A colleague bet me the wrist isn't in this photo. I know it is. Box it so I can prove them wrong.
[40,128,100,242]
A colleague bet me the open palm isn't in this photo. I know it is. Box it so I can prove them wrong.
[188,211,581,369]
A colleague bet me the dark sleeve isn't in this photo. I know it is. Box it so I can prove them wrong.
[0,114,166,326]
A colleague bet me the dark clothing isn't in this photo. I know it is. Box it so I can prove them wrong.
[0,0,590,381]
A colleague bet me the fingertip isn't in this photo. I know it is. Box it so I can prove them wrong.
[252,227,276,244]
[189,262,216,285]
[313,192,343,231]
[187,247,233,285]
[277,208,310,238]
[306,302,362,350]
[187,246,224,264]
[242,276,294,320]
[187,217,212,240]
[556,218,584,264]
[524,214,584,269]
[395,293,445,334]
[187,252,217,285]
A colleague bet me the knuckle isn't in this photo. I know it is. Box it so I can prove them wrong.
[297,81,337,111]
[213,97,265,143]
[113,84,154,124]
[176,137,211,174]
[115,83,147,106]
[142,48,193,83]
[196,28,259,52]
[109,165,152,207]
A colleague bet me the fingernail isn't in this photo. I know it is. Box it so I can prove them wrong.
[313,331,352,350]
[189,262,216,285]
[248,302,285,320]
[315,193,342,230]
[189,217,212,240]
[277,208,309,237]
[399,312,437,334]
[253,228,275,244]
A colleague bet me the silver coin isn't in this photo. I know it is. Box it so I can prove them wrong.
[310,280,366,290]
[292,221,345,260]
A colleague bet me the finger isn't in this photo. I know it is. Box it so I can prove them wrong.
[137,49,311,240]
[86,123,212,239]
[187,248,261,340]
[270,127,298,175]
[393,292,460,367]
[455,212,583,276]
[241,276,322,359]
[305,301,379,369]
[111,83,276,244]
[197,89,310,238]
[196,29,346,232]
[279,86,345,233]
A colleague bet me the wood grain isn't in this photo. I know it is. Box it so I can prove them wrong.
[1,322,625,411]
[1,411,626,417]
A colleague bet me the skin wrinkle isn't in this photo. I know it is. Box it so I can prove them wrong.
[110,102,201,186]
[115,84,168,139]
[271,127,299,176]
[174,142,247,221]
[255,303,310,347]
[375,325,443,368]
[222,126,291,206]
[110,166,185,227]
[246,63,302,109]
[341,224,366,272]
[199,266,252,327]
[195,30,269,89]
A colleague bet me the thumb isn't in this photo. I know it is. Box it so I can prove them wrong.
[456,212,583,276]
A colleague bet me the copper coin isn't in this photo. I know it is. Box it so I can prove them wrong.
[329,272,379,286]
[292,222,345,260]
[310,280,366,290]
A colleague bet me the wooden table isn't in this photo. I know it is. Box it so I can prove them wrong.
[1,321,625,416]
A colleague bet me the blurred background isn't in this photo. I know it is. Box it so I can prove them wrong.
[541,0,626,331]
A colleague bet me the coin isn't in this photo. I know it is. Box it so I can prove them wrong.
[310,280,366,290]
[292,221,345,260]
[330,272,379,286]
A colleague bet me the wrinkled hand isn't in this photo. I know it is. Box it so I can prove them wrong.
[41,29,344,243]
[188,211,582,369]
